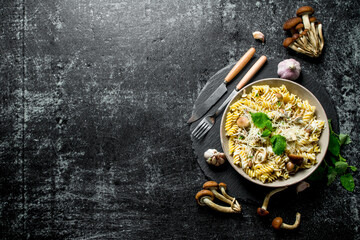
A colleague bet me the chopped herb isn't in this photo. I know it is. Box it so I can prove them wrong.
[270,135,286,155]
[255,93,259,97]
[239,136,244,140]
[277,101,281,107]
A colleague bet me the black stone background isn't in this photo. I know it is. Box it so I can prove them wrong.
[0,1,359,239]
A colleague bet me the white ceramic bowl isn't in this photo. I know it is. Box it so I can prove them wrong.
[220,78,330,187]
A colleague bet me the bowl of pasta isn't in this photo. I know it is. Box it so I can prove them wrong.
[220,78,329,187]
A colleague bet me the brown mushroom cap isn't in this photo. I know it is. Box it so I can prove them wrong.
[283,17,303,31]
[296,6,314,16]
[218,182,227,190]
[195,190,214,206]
[288,154,304,165]
[283,37,295,48]
[236,116,250,128]
[272,217,284,229]
[309,16,317,23]
[257,207,269,216]
[202,181,218,190]
[295,23,304,31]
[292,33,300,40]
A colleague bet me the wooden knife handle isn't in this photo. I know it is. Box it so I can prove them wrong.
[236,55,267,91]
[224,47,256,83]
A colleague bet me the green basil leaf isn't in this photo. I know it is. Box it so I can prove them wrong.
[350,166,357,172]
[340,173,355,192]
[261,129,271,137]
[270,135,286,155]
[335,161,348,175]
[339,155,347,162]
[327,166,337,186]
[250,112,272,129]
[339,133,351,146]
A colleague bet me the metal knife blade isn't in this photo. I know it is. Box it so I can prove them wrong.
[212,55,268,117]
[187,83,227,124]
[187,47,256,124]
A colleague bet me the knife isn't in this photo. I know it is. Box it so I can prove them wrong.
[187,47,256,124]
[213,55,268,116]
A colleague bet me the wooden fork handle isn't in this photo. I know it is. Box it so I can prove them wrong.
[236,55,267,91]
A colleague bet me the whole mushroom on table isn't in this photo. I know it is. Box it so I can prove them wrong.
[282,6,324,57]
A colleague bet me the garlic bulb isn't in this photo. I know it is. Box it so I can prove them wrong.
[204,149,218,159]
[204,149,226,167]
[277,59,301,80]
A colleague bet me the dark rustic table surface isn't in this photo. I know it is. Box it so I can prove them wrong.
[1,1,359,239]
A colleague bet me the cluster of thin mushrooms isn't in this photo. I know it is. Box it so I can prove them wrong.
[196,182,310,230]
[283,6,324,57]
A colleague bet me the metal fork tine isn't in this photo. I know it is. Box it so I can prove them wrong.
[197,124,212,139]
[194,124,208,138]
[192,121,206,136]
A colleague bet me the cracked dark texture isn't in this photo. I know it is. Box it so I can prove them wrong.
[0,0,359,239]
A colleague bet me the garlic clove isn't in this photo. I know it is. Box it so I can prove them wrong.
[252,31,265,43]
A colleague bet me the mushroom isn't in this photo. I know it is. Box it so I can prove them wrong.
[309,17,318,49]
[283,17,303,35]
[296,6,314,30]
[275,93,283,100]
[195,190,240,213]
[286,162,295,172]
[202,181,235,206]
[237,116,250,128]
[254,148,267,163]
[257,187,287,216]
[288,154,304,165]
[272,212,301,230]
[317,22,324,52]
[283,37,313,56]
[218,182,242,212]
[296,6,317,50]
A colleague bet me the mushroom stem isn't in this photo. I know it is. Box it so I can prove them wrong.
[257,187,287,216]
[195,190,240,213]
[218,183,242,212]
[317,23,324,52]
[276,212,301,230]
[202,197,239,213]
[203,181,234,206]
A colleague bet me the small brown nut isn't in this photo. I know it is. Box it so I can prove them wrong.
[288,154,304,165]
[275,93,283,100]
[286,162,295,172]
[237,116,250,128]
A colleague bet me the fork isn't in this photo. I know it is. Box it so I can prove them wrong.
[191,98,230,139]
[191,55,267,139]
